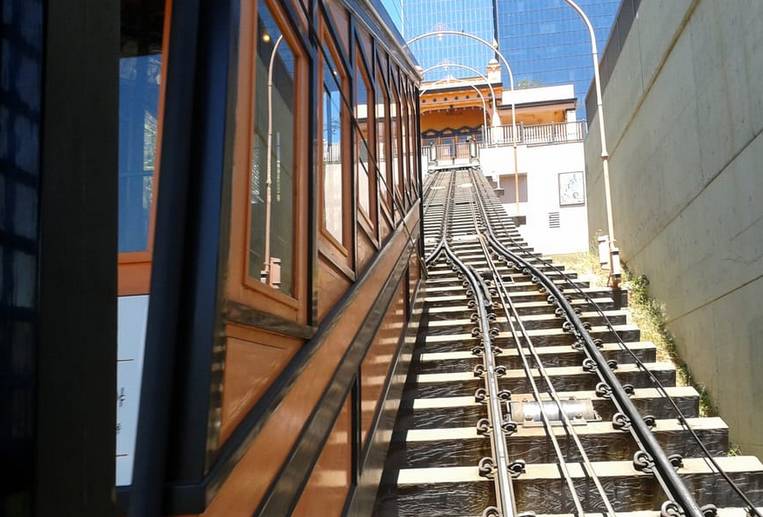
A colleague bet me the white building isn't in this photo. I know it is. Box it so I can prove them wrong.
[423,83,590,256]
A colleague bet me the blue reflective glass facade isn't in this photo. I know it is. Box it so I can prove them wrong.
[402,0,497,82]
[496,0,620,118]
[380,0,403,34]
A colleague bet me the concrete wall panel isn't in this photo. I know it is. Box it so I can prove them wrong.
[585,0,763,455]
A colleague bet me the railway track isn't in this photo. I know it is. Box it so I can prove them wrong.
[374,168,763,516]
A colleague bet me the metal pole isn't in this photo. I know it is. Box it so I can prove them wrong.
[264,34,283,283]
[560,0,617,277]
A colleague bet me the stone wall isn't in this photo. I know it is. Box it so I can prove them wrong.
[585,0,763,456]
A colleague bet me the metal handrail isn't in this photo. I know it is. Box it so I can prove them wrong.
[484,121,587,148]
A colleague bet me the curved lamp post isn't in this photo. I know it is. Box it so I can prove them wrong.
[559,0,619,285]
[407,30,522,220]
[420,76,490,143]
[263,34,284,285]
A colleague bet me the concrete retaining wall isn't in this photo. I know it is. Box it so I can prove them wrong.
[585,0,763,456]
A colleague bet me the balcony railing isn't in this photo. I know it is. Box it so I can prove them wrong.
[483,120,587,147]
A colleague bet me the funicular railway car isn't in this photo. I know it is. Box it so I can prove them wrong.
[117,0,424,514]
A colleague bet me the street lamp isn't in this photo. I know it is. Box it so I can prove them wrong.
[407,30,522,222]
[560,0,619,285]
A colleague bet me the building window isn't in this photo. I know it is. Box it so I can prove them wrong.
[248,0,298,295]
[321,40,345,244]
[498,173,528,203]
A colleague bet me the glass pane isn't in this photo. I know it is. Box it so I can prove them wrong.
[355,60,371,216]
[390,89,399,199]
[409,99,417,194]
[400,96,408,201]
[249,0,296,295]
[322,46,343,242]
[375,75,388,206]
[119,2,164,253]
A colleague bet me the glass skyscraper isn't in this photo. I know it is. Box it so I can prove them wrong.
[497,0,620,118]
[382,0,620,118]
[380,0,403,34]
[402,0,498,82]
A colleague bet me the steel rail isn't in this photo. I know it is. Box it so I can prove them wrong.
[471,180,690,511]
[467,170,707,517]
[464,199,592,515]
[425,171,517,517]
[471,172,762,517]
[424,171,455,265]
[468,209,617,515]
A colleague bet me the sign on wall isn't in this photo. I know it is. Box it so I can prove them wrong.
[558,171,586,206]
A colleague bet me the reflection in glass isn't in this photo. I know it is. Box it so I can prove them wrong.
[355,60,372,216]
[408,99,417,195]
[375,74,389,207]
[400,96,408,204]
[322,47,343,242]
[390,87,399,201]
[119,54,161,252]
[249,0,296,295]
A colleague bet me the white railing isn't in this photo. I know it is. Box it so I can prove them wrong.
[485,120,587,147]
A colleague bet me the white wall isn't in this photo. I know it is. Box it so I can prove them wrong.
[585,0,763,456]
[481,141,589,255]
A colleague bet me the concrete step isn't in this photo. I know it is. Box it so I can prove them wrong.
[396,388,700,431]
[420,324,641,352]
[405,362,674,399]
[424,297,623,318]
[424,278,590,294]
[423,287,627,308]
[423,310,629,332]
[390,417,728,468]
[416,341,655,373]
[384,456,763,515]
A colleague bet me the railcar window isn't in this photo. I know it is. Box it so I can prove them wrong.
[390,86,399,208]
[322,42,344,243]
[118,0,166,253]
[375,71,390,209]
[408,97,417,196]
[355,57,374,219]
[391,82,405,210]
[400,90,409,208]
[248,0,297,295]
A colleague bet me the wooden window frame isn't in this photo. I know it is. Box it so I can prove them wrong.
[374,55,394,230]
[389,69,405,219]
[117,0,173,296]
[401,81,415,209]
[407,88,418,200]
[317,20,354,272]
[354,43,378,246]
[227,0,309,324]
